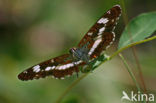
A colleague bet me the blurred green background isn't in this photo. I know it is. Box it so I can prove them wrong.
[0,0,156,103]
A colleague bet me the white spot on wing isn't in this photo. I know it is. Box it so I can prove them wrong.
[23,71,27,73]
[112,32,115,42]
[97,18,109,24]
[88,38,102,55]
[88,32,93,36]
[56,61,82,70]
[56,63,74,70]
[45,67,51,71]
[74,60,82,65]
[51,59,54,63]
[112,26,115,31]
[51,66,55,70]
[106,45,110,49]
[33,65,40,73]
[107,11,111,14]
[98,27,105,35]
[45,66,56,71]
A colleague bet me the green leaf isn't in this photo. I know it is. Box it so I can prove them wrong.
[118,12,156,49]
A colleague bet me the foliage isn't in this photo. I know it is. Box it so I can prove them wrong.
[118,12,156,49]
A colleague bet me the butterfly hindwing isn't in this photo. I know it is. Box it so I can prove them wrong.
[18,54,85,81]
[78,5,121,59]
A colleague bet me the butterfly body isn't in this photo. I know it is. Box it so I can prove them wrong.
[18,5,122,81]
[70,46,90,63]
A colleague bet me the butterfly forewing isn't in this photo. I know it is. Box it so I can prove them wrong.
[18,54,85,81]
[78,5,121,59]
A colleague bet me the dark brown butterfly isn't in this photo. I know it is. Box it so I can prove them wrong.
[18,5,121,81]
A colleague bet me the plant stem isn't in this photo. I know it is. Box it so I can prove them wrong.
[118,53,146,103]
[120,0,147,95]
[131,47,147,93]
[118,53,141,91]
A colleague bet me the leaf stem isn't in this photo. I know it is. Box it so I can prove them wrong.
[118,53,146,103]
[120,0,148,95]
[118,53,141,91]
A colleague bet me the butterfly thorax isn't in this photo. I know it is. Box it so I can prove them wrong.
[69,47,90,63]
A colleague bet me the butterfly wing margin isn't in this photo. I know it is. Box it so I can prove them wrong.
[78,5,121,58]
[18,54,85,81]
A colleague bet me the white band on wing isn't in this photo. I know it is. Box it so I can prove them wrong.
[55,60,82,70]
[88,38,102,56]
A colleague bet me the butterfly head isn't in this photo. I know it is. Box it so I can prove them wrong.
[69,47,78,57]
[69,47,77,53]
[69,47,90,63]
[69,47,82,59]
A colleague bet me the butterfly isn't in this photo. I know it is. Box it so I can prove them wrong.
[18,5,122,81]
